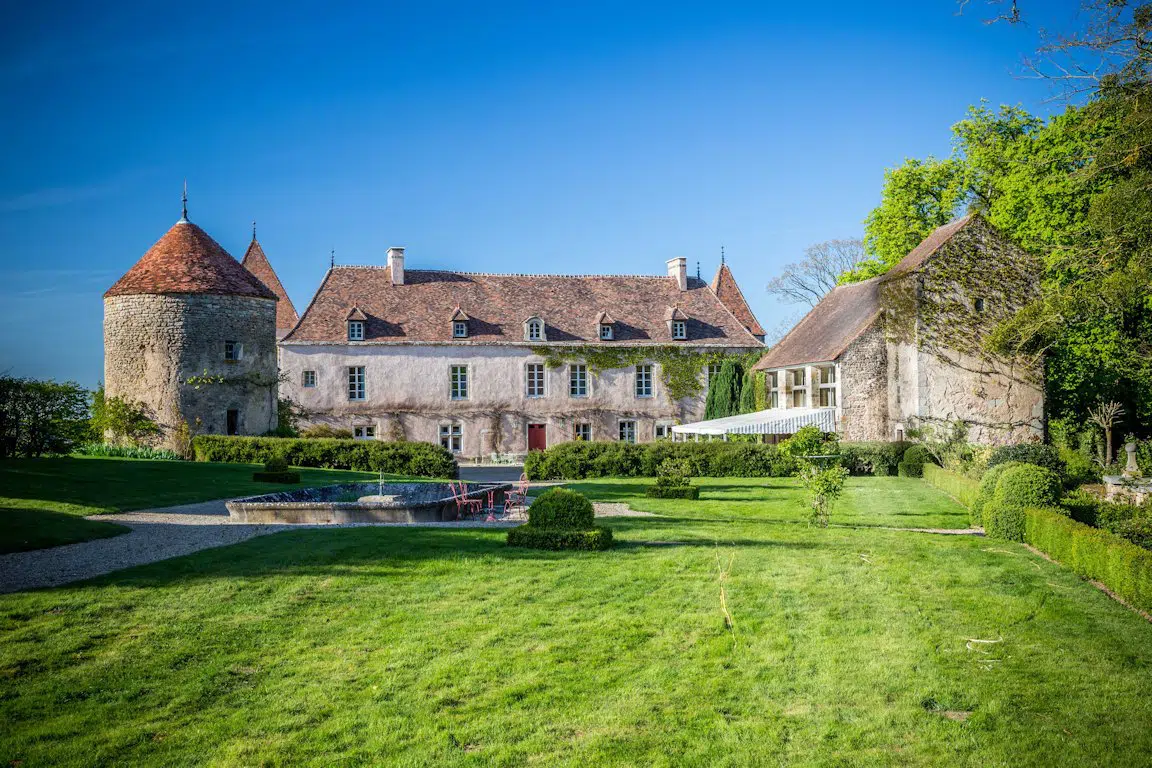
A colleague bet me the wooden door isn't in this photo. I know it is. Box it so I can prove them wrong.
[527,423,547,452]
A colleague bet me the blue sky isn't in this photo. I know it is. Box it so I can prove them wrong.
[0,0,1083,386]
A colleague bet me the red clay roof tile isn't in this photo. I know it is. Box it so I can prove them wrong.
[241,238,299,328]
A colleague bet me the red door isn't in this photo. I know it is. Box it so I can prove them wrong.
[527,424,547,452]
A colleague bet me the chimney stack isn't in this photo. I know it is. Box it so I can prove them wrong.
[387,246,405,285]
[666,257,687,291]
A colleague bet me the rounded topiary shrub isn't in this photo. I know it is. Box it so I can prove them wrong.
[973,461,1024,528]
[526,488,595,530]
[984,500,1027,541]
[991,464,1062,510]
[899,444,935,477]
[264,456,289,473]
[987,443,1066,479]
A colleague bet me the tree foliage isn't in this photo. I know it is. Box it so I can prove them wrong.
[90,384,161,446]
[0,376,91,458]
[844,21,1152,436]
[704,359,744,420]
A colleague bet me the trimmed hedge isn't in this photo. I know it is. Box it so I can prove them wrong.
[191,435,457,478]
[252,471,300,484]
[1113,518,1152,550]
[922,465,980,510]
[1025,507,1152,616]
[897,461,923,478]
[987,443,1066,479]
[523,441,796,480]
[645,485,700,499]
[526,488,595,529]
[838,441,908,476]
[506,526,613,551]
[984,501,1027,541]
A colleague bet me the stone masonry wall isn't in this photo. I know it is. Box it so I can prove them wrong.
[279,343,753,457]
[838,323,889,441]
[104,293,278,450]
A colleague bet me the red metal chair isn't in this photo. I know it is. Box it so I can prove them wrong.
[451,481,483,519]
[504,473,530,517]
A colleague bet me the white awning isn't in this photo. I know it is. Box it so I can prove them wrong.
[671,407,837,436]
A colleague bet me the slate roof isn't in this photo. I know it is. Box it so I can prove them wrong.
[751,215,976,371]
[105,220,277,300]
[711,263,767,337]
[241,238,299,329]
[284,266,765,346]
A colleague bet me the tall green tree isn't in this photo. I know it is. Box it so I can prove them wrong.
[704,360,744,420]
[738,368,758,414]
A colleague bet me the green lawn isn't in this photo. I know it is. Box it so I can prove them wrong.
[2,477,1151,766]
[0,457,378,554]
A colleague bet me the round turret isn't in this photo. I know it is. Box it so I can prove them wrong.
[103,215,279,448]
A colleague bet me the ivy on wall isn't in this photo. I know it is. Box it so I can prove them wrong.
[530,346,765,401]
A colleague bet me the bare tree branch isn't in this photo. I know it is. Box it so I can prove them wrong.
[766,239,867,308]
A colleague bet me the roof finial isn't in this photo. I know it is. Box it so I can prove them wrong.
[179,180,188,222]
[720,244,725,265]
[696,260,701,279]
[330,249,335,269]
[252,220,257,240]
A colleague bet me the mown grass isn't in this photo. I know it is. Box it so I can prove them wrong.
[567,476,971,530]
[0,456,378,553]
[2,477,1151,766]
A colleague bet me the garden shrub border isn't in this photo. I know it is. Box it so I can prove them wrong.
[523,441,796,480]
[922,465,980,510]
[645,485,700,499]
[191,435,458,478]
[1025,507,1152,617]
[506,526,613,551]
[252,471,301,483]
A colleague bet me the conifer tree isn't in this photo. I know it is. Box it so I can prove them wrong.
[704,360,744,420]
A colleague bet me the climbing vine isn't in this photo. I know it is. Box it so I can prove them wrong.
[530,346,765,401]
[183,369,283,391]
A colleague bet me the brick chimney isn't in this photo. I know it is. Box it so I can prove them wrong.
[387,246,405,285]
[666,257,687,291]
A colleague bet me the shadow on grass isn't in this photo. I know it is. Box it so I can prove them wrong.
[63,521,820,590]
[0,507,129,555]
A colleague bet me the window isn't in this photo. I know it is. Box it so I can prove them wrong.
[635,365,653,398]
[526,363,545,397]
[450,365,468,400]
[347,366,366,400]
[526,318,543,341]
[599,323,613,340]
[655,423,672,440]
[302,370,317,388]
[348,321,364,341]
[224,341,242,361]
[569,364,587,397]
[226,408,239,435]
[671,320,687,340]
[974,297,986,313]
[618,420,636,443]
[788,368,807,408]
[817,365,837,408]
[574,422,591,442]
[453,321,468,338]
[768,372,780,409]
[353,425,376,440]
[707,363,722,384]
[439,422,462,453]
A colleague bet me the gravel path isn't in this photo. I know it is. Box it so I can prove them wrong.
[0,500,652,594]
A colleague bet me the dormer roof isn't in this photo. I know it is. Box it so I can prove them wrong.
[451,307,471,321]
[346,306,368,321]
[664,306,688,321]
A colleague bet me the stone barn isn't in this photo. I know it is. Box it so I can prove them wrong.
[744,214,1044,444]
[103,210,280,449]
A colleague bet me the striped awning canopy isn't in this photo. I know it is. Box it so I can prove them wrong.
[671,407,837,436]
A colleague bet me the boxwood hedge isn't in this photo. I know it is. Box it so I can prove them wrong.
[523,441,796,480]
[192,435,457,478]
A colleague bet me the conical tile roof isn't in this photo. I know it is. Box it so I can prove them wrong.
[241,237,299,329]
[105,220,277,300]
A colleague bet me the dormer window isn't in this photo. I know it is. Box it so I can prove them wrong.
[450,307,470,339]
[665,306,688,340]
[600,324,613,340]
[347,321,364,341]
[595,311,615,341]
[525,317,545,342]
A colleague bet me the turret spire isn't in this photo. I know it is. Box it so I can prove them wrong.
[179,180,188,223]
[252,220,257,240]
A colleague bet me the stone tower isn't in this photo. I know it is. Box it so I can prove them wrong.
[103,206,280,450]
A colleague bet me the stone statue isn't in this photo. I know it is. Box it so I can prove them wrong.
[1123,442,1141,479]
